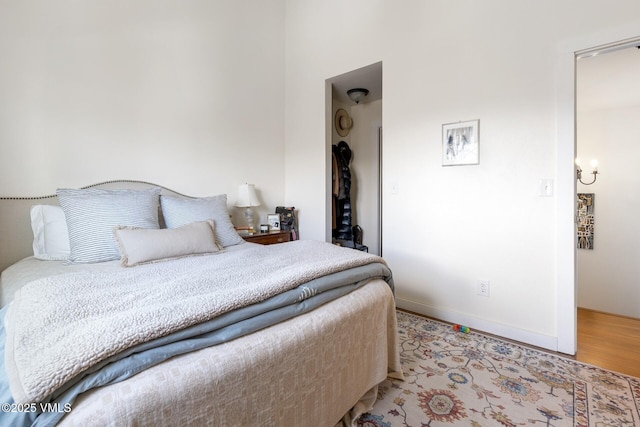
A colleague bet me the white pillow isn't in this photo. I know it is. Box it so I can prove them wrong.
[57,187,161,263]
[160,194,244,247]
[30,205,71,261]
[113,220,222,267]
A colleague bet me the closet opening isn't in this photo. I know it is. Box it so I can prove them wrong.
[326,62,383,256]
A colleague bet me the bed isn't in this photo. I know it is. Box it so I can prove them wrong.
[0,180,402,427]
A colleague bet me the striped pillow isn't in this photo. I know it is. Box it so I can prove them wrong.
[57,187,161,263]
[160,194,243,247]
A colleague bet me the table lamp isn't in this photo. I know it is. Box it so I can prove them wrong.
[236,183,260,230]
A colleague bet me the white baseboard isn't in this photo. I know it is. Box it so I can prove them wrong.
[396,298,559,353]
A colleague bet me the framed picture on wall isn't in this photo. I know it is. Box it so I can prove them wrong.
[577,193,595,250]
[442,119,480,166]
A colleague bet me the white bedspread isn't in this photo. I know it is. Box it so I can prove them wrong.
[58,280,402,427]
[4,240,386,405]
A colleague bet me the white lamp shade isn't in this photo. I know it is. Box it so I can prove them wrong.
[236,183,260,207]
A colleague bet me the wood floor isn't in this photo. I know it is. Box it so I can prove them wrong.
[577,307,640,378]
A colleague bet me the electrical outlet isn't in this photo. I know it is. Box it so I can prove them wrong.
[477,279,490,297]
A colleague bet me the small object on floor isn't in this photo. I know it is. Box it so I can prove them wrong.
[453,324,470,333]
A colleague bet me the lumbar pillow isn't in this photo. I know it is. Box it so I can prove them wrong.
[160,194,243,247]
[113,220,222,267]
[57,187,161,263]
[30,205,71,261]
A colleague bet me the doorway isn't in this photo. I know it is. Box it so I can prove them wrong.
[326,62,383,256]
[557,34,640,355]
[576,46,640,319]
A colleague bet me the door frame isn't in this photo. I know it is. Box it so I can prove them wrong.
[556,26,640,355]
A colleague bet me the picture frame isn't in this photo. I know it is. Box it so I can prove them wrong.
[577,193,595,250]
[267,213,281,231]
[442,119,479,166]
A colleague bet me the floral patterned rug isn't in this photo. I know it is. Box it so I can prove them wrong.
[359,311,640,426]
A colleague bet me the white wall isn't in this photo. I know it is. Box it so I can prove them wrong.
[349,100,382,256]
[0,0,286,225]
[577,106,640,318]
[285,0,386,242]
[284,0,640,351]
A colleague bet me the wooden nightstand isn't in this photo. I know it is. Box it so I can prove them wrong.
[242,230,291,245]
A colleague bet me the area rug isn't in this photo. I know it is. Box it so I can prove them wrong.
[359,311,640,426]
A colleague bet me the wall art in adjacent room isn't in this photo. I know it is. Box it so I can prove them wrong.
[577,193,595,250]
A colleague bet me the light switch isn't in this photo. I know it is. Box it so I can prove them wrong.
[538,179,553,197]
[390,182,399,195]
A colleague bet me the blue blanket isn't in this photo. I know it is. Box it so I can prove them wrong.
[0,262,392,426]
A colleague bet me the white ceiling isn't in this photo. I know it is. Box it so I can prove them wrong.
[577,46,640,112]
[330,62,382,106]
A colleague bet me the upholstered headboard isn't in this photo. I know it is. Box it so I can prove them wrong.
[0,180,191,273]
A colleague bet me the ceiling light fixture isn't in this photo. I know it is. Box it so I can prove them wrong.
[347,88,369,104]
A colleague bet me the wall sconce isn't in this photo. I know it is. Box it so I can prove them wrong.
[575,158,599,185]
[236,183,261,229]
[347,88,369,104]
